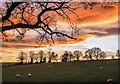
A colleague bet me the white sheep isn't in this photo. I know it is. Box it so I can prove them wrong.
[28,73,32,77]
[107,79,113,82]
[16,74,21,77]
[49,65,52,68]
[99,66,103,69]
[51,67,54,70]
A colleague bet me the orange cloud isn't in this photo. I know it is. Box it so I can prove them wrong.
[58,2,118,25]
[1,2,119,50]
[1,50,13,53]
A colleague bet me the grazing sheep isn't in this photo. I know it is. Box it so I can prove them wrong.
[49,65,52,68]
[28,73,32,77]
[51,67,54,70]
[86,62,88,64]
[16,74,21,77]
[107,62,109,64]
[99,67,103,69]
[107,79,113,82]
[49,65,55,70]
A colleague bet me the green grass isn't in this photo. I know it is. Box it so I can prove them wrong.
[2,60,118,82]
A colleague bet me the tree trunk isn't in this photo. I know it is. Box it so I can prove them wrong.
[43,57,46,63]
[96,55,98,60]
[20,60,23,64]
[62,59,64,62]
[96,53,99,60]
[89,54,92,60]
[77,57,79,61]
[70,58,71,62]
[48,58,51,63]
[65,57,67,62]
[40,57,43,63]
[30,59,33,64]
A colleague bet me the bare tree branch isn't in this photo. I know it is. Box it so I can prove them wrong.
[2,2,112,45]
[0,2,24,22]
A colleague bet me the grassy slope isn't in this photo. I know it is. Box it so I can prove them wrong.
[2,60,118,82]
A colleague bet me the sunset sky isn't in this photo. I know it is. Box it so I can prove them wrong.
[0,2,119,62]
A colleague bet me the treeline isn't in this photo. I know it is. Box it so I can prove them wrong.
[17,47,119,64]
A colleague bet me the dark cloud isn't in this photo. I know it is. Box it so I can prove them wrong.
[2,44,10,48]
[85,26,103,31]
[87,27,118,37]
[13,45,37,48]
[2,43,46,49]
[87,32,107,36]
[105,28,118,35]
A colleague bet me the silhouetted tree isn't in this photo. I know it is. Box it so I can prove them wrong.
[48,51,52,63]
[43,57,46,63]
[68,51,73,62]
[55,54,58,62]
[61,55,64,62]
[85,49,93,60]
[24,52,28,64]
[92,47,102,60]
[74,50,82,61]
[38,50,44,63]
[83,54,89,60]
[62,51,69,62]
[29,51,34,64]
[51,52,58,62]
[35,53,39,64]
[17,51,25,64]
[99,51,107,59]
[1,2,81,45]
[1,2,114,45]
[111,55,115,59]
[116,49,120,58]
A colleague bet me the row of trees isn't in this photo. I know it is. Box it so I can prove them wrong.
[17,47,115,64]
[84,47,107,60]
[17,50,58,64]
[61,47,107,62]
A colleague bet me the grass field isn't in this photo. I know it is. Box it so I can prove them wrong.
[2,60,118,83]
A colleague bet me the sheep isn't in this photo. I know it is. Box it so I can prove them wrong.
[99,66,103,69]
[107,79,113,82]
[49,65,52,68]
[51,67,54,70]
[16,74,21,77]
[28,73,32,77]
[49,65,55,70]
